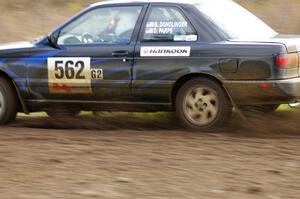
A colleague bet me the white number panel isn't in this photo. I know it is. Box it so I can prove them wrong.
[48,57,93,94]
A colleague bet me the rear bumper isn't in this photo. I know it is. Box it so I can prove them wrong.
[223,77,300,105]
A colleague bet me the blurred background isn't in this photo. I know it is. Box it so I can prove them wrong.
[0,0,300,42]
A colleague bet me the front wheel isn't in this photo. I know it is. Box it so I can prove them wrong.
[175,78,232,130]
[0,77,18,125]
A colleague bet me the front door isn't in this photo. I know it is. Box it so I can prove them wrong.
[27,5,145,101]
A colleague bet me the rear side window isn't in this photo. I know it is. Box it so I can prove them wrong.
[142,6,198,42]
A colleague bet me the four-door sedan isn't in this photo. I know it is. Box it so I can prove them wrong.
[1,0,300,129]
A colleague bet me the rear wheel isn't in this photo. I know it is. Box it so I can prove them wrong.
[0,77,18,125]
[175,78,232,130]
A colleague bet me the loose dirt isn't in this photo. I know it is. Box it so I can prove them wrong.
[0,112,298,199]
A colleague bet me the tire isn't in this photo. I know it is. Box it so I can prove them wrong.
[46,110,80,117]
[0,77,18,125]
[175,78,232,130]
[240,104,279,114]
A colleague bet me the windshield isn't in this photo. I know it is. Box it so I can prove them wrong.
[196,0,277,40]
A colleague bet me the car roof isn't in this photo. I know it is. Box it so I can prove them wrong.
[90,0,232,7]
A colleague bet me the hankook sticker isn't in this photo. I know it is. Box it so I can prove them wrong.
[140,46,191,57]
[47,57,103,94]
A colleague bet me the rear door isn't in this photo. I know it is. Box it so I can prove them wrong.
[132,4,199,102]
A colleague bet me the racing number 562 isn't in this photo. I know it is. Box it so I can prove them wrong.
[54,60,85,79]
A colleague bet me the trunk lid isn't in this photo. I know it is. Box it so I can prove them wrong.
[265,34,300,53]
[230,34,300,53]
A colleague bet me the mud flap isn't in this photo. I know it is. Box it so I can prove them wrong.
[221,83,246,120]
[11,80,29,114]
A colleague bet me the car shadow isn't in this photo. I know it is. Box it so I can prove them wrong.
[12,112,183,131]
[9,111,300,139]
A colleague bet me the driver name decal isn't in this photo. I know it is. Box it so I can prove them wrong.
[145,21,188,35]
[48,57,103,94]
[141,46,191,57]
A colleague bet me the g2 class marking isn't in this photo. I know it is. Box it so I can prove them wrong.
[141,46,191,57]
[91,69,103,80]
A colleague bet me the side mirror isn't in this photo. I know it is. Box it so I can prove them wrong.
[48,30,60,48]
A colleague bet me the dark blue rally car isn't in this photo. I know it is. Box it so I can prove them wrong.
[1,0,300,129]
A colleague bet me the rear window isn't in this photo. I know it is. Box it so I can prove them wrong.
[196,1,277,40]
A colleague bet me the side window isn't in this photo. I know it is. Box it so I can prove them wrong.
[143,6,198,42]
[57,6,142,45]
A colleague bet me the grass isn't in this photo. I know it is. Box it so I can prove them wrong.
[277,104,300,112]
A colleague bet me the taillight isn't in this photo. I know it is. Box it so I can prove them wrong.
[275,53,299,69]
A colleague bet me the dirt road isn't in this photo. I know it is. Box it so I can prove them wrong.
[0,112,299,199]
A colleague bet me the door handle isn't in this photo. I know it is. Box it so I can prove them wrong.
[112,51,129,57]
